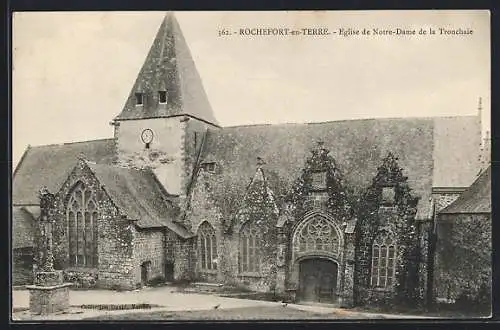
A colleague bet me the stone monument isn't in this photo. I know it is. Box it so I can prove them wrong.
[26,187,72,315]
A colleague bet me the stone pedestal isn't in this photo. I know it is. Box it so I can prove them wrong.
[26,270,72,315]
[34,270,64,286]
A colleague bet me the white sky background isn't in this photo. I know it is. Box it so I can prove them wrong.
[12,11,490,169]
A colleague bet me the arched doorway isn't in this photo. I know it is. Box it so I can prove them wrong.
[164,261,174,281]
[141,261,151,286]
[298,258,338,303]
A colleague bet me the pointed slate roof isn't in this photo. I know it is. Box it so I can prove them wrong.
[114,12,219,126]
[439,166,491,215]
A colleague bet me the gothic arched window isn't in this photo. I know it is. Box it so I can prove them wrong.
[198,222,217,271]
[67,181,98,268]
[297,216,340,254]
[371,232,397,288]
[239,221,261,274]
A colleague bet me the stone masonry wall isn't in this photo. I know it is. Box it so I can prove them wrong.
[133,228,165,285]
[434,213,491,303]
[187,169,279,291]
[173,238,195,281]
[13,247,33,285]
[186,169,225,282]
[52,160,135,290]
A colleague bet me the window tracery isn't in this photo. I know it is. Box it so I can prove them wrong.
[296,216,340,255]
[239,221,261,273]
[371,232,397,288]
[67,181,98,268]
[198,222,217,271]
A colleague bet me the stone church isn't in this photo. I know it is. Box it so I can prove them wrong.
[12,13,489,308]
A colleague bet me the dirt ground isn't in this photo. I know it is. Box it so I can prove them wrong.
[82,305,381,320]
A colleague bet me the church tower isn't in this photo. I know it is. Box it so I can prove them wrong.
[111,12,220,200]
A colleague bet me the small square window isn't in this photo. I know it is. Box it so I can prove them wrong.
[311,171,327,190]
[135,93,143,106]
[159,91,167,104]
[202,162,216,173]
[381,187,396,205]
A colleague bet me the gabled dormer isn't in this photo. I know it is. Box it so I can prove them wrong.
[365,152,419,227]
[289,141,353,221]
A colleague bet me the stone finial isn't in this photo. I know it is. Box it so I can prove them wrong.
[256,157,266,168]
[313,140,329,157]
[77,152,87,161]
[38,186,50,198]
[373,152,407,186]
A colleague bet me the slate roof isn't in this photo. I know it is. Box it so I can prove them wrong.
[12,207,37,249]
[200,116,481,221]
[439,165,491,215]
[114,13,219,126]
[432,115,482,188]
[13,139,116,205]
[86,163,193,237]
[12,114,480,226]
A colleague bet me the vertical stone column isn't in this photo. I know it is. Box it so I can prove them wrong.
[341,233,356,307]
[27,187,72,315]
[274,228,287,294]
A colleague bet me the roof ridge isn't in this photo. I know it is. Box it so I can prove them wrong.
[439,165,491,214]
[27,138,114,149]
[13,145,31,177]
[219,114,477,129]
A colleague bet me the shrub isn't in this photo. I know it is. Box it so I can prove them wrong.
[147,276,166,287]
[110,284,127,292]
[63,271,98,289]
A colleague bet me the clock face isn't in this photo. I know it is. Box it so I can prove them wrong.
[141,128,154,144]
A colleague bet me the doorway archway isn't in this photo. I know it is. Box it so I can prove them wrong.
[298,258,338,303]
[141,261,151,286]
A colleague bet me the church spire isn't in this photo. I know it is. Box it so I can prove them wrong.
[114,12,219,126]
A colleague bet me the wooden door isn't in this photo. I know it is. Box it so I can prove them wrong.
[299,258,338,303]
[141,261,150,285]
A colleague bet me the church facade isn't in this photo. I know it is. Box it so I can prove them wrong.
[12,13,487,308]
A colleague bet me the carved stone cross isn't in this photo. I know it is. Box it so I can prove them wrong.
[38,186,56,272]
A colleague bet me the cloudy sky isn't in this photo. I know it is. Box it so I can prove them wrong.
[12,10,490,168]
